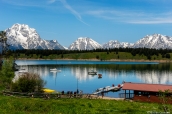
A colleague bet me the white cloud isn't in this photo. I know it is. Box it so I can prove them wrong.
[59,0,89,26]
[86,9,172,24]
[60,0,81,19]
[129,18,172,24]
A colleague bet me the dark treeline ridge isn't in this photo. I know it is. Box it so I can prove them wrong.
[11,48,172,58]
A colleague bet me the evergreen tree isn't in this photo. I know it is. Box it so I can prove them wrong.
[0,57,15,88]
[166,53,170,59]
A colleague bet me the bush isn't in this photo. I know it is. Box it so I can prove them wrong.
[0,57,15,89]
[166,53,170,59]
[11,72,46,92]
[96,55,99,59]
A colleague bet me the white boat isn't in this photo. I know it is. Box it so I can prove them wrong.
[50,68,57,71]
[50,68,61,72]
[88,70,97,75]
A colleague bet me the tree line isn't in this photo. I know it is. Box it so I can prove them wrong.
[9,48,172,59]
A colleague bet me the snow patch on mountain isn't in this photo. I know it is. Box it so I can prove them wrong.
[103,40,134,49]
[68,37,102,50]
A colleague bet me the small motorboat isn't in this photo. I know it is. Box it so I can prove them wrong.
[88,70,97,75]
[50,68,57,71]
[98,74,102,78]
[50,68,61,72]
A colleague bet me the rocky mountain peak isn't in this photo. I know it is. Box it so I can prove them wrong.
[103,40,133,49]
[68,37,102,50]
[5,23,65,50]
[133,34,172,49]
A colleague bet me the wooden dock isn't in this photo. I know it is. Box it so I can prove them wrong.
[93,84,123,95]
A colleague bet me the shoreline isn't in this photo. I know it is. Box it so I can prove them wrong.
[16,58,172,63]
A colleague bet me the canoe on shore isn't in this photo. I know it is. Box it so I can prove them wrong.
[42,88,55,93]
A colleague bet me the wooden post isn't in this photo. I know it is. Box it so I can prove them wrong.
[125,90,126,99]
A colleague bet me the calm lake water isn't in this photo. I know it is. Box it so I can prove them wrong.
[15,60,172,98]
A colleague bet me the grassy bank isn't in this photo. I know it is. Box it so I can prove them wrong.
[17,52,172,62]
[0,94,170,114]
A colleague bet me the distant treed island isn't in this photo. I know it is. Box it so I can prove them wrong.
[11,48,171,62]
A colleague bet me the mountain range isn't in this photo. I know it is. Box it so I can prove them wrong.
[4,23,172,50]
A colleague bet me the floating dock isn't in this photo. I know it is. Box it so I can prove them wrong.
[93,84,123,95]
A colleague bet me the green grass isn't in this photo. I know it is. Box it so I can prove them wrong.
[0,94,171,114]
[17,52,172,61]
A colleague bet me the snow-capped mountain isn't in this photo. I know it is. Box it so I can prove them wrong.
[120,42,134,48]
[133,34,172,49]
[4,23,172,50]
[103,40,134,49]
[68,37,102,50]
[5,23,65,50]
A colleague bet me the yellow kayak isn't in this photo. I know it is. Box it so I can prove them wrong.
[42,88,55,93]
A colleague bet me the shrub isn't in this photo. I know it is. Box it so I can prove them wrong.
[0,57,15,88]
[166,53,170,59]
[11,72,46,92]
[96,55,99,59]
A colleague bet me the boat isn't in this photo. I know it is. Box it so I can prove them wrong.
[88,70,97,75]
[42,88,55,93]
[98,74,102,78]
[50,60,61,72]
[50,68,57,71]
[50,68,61,72]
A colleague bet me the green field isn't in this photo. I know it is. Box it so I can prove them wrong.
[0,94,171,114]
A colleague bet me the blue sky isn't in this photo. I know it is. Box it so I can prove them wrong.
[0,0,172,47]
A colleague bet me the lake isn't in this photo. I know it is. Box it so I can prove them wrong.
[15,60,172,98]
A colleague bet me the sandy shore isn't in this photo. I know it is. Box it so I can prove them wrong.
[87,94,125,100]
[101,96,124,100]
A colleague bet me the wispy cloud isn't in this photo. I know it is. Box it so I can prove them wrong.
[129,16,172,24]
[86,9,172,24]
[48,0,56,4]
[59,0,89,26]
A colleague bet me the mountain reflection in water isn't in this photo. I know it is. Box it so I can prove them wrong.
[15,60,172,97]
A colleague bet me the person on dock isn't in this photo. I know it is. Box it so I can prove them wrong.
[79,90,83,97]
[61,91,64,95]
[97,93,99,98]
[101,92,104,98]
